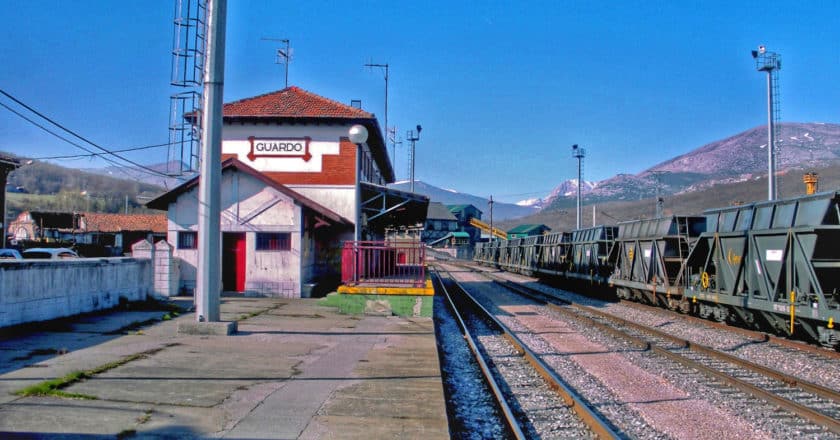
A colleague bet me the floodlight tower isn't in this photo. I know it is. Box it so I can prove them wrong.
[572,144,586,229]
[751,45,781,200]
[407,125,421,192]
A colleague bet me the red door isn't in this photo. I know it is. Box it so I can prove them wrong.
[222,233,246,292]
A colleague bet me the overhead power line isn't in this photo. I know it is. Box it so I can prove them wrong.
[0,88,172,178]
[30,142,173,160]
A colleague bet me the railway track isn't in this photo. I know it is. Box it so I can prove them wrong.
[473,268,840,436]
[616,299,840,360]
[433,266,618,439]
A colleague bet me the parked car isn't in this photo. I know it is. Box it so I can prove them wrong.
[22,248,79,259]
[0,249,22,260]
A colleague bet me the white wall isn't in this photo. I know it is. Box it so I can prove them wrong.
[0,258,149,328]
[222,124,350,173]
[290,185,354,222]
[166,169,304,297]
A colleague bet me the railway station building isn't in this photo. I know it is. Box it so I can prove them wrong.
[147,86,428,297]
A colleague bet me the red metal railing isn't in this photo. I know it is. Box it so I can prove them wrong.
[341,240,426,287]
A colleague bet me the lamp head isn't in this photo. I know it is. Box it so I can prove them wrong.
[416,124,422,134]
[348,124,368,144]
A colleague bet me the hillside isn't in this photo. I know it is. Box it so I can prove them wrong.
[83,160,192,190]
[541,122,840,210]
[500,162,840,232]
[389,180,536,221]
[2,154,166,219]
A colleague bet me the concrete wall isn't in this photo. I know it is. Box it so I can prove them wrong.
[0,258,150,328]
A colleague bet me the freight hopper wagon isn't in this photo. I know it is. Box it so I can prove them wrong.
[609,216,706,311]
[475,226,617,285]
[684,191,840,348]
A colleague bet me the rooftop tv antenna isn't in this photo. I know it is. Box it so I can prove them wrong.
[263,38,291,88]
[168,0,207,174]
[572,144,586,229]
[751,45,781,200]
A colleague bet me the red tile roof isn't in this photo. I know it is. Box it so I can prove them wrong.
[223,86,373,119]
[145,158,352,225]
[80,213,168,233]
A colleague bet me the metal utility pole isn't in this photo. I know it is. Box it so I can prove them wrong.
[196,0,227,323]
[407,125,421,192]
[262,38,291,88]
[392,138,402,179]
[651,171,669,218]
[489,195,494,243]
[364,63,389,150]
[751,45,781,201]
[572,144,586,230]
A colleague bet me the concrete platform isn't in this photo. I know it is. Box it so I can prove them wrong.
[0,297,449,439]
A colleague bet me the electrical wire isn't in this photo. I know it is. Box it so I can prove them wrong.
[29,141,173,160]
[0,88,172,178]
[0,100,137,179]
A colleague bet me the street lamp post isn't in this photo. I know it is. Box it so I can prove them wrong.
[349,125,369,242]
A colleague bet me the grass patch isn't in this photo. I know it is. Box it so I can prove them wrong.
[234,305,280,322]
[135,408,153,425]
[14,344,177,399]
[106,318,161,335]
[116,429,137,439]
[318,293,433,317]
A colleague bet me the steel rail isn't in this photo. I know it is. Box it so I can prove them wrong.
[431,270,527,440]
[493,278,840,435]
[435,266,620,440]
[618,299,840,360]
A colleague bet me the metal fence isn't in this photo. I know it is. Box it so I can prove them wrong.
[341,240,426,287]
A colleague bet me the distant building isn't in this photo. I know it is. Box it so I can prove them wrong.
[422,202,459,243]
[447,204,483,243]
[7,211,167,255]
[507,224,551,238]
[1,154,22,247]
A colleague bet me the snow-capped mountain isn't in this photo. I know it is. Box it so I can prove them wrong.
[517,179,597,209]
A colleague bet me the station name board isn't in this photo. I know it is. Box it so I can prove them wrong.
[247,136,312,162]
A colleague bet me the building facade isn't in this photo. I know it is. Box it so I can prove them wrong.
[148,86,427,297]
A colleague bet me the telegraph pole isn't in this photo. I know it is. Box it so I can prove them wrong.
[196,0,227,323]
[364,63,389,143]
[489,195,494,243]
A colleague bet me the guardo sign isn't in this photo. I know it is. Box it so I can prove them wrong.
[247,136,312,162]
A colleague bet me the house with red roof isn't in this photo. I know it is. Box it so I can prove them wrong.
[8,211,167,256]
[147,86,427,297]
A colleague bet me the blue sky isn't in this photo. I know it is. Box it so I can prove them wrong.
[1,1,839,202]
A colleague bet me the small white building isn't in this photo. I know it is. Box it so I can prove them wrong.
[148,86,427,297]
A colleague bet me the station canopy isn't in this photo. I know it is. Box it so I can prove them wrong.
[361,182,429,233]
